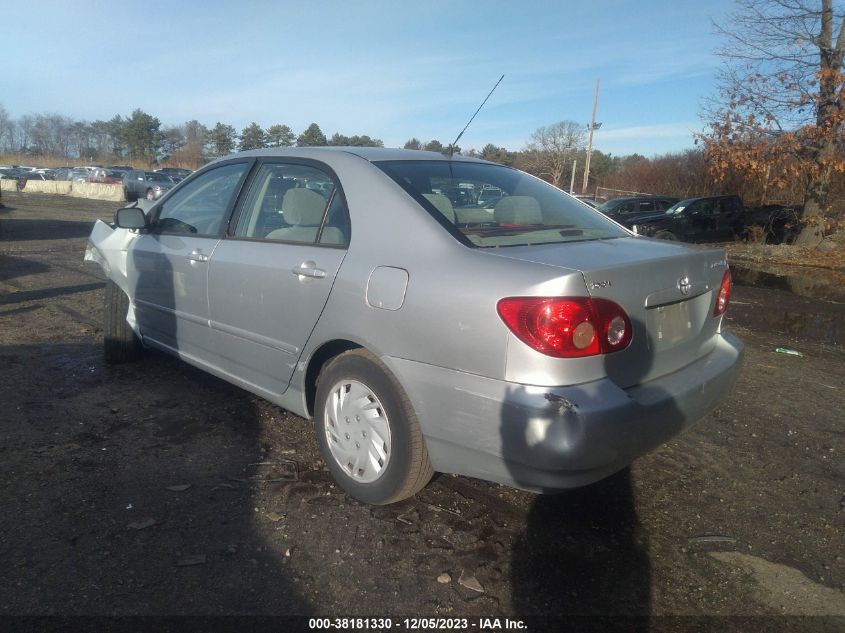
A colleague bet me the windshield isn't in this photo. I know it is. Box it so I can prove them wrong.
[376,160,628,247]
[596,200,620,212]
[665,198,693,215]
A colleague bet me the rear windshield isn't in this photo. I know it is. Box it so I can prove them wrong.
[376,160,627,247]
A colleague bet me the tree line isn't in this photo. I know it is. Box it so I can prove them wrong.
[0,106,385,168]
[0,101,758,205]
[0,103,646,192]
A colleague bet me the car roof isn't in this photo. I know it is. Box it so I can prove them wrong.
[230,146,493,164]
[606,195,678,203]
[680,195,739,203]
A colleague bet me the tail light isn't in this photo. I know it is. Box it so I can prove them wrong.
[497,297,632,358]
[714,270,732,316]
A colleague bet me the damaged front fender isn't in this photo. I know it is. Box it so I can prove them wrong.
[84,219,141,333]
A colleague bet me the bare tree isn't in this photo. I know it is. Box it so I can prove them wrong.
[522,121,586,187]
[14,115,35,154]
[30,114,73,158]
[174,120,209,167]
[0,104,12,153]
[704,0,845,244]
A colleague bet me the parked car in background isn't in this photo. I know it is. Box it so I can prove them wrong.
[477,185,506,208]
[86,147,742,505]
[631,195,744,242]
[87,168,126,184]
[1,169,47,186]
[155,167,192,183]
[71,167,95,182]
[108,165,134,172]
[0,168,19,179]
[53,168,75,181]
[597,196,680,225]
[123,170,176,201]
[573,194,599,208]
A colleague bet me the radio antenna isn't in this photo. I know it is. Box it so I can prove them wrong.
[447,74,504,157]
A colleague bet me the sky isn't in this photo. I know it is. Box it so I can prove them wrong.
[2,0,738,157]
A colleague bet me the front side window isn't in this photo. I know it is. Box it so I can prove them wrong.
[233,162,348,245]
[155,162,249,236]
[691,200,717,216]
[376,160,627,247]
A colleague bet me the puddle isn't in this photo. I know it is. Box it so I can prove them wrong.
[732,265,845,303]
[730,266,845,346]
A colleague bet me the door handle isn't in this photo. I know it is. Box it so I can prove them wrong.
[188,249,209,263]
[292,261,326,279]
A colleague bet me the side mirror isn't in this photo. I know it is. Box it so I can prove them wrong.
[115,206,148,229]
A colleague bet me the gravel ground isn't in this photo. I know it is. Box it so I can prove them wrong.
[0,193,843,630]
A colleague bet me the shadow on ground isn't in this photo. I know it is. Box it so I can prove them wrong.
[511,470,650,618]
[0,341,312,615]
[0,218,96,242]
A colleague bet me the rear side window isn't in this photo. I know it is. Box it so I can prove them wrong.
[232,162,349,246]
[376,160,627,247]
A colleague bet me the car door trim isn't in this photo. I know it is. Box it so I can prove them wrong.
[134,298,208,327]
[208,319,299,356]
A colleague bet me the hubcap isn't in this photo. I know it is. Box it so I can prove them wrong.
[324,379,391,483]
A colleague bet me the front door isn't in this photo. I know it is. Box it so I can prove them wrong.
[129,161,252,361]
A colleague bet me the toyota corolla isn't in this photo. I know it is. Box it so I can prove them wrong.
[85,147,743,505]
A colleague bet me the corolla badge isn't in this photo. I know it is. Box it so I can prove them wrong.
[678,276,691,296]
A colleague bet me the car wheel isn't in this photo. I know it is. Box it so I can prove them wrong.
[103,279,142,364]
[315,349,433,505]
[145,188,155,201]
[654,230,678,241]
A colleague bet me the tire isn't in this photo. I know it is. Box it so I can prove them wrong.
[654,230,679,241]
[145,188,155,201]
[103,279,142,364]
[314,349,433,504]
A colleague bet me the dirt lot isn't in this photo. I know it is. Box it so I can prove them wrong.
[0,192,843,629]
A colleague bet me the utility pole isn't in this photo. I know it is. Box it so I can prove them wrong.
[581,79,600,194]
[569,159,577,194]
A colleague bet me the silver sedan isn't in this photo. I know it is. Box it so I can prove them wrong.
[85,147,743,504]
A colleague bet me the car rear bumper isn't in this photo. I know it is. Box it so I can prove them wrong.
[382,331,743,492]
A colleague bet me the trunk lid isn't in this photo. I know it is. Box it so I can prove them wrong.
[487,236,729,387]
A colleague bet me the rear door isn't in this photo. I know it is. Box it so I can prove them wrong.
[206,160,350,397]
[714,197,743,240]
[125,171,146,197]
[685,199,718,241]
[128,161,252,360]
